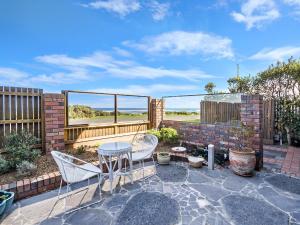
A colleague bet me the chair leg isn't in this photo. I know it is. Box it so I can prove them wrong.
[57,179,63,198]
[97,174,102,200]
[64,183,70,213]
[152,156,157,175]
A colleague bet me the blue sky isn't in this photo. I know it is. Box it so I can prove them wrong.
[1,0,300,98]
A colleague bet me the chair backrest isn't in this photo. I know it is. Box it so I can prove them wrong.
[51,151,91,183]
[132,134,158,154]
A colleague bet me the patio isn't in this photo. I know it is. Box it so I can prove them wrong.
[1,162,300,225]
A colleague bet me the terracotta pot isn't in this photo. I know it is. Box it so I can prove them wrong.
[229,149,256,176]
[157,152,171,165]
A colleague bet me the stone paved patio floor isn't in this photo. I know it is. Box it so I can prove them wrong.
[1,162,300,225]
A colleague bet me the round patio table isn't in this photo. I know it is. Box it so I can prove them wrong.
[97,142,133,194]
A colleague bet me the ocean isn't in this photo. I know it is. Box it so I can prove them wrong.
[94,108,200,113]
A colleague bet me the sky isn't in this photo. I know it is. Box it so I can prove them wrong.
[1,0,300,99]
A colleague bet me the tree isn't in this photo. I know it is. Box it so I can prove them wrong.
[253,57,300,100]
[227,75,253,93]
[204,82,216,94]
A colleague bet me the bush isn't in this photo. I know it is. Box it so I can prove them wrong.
[147,129,161,140]
[76,145,87,155]
[148,128,178,144]
[0,155,10,175]
[4,131,41,169]
[16,161,37,176]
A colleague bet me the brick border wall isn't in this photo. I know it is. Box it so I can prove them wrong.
[43,94,65,154]
[0,171,62,200]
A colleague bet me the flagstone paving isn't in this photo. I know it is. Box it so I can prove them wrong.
[1,162,300,225]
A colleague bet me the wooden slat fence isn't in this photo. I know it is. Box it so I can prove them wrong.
[200,101,241,124]
[64,121,149,144]
[0,86,44,151]
[263,100,275,144]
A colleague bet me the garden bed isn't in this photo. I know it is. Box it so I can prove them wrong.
[0,150,98,186]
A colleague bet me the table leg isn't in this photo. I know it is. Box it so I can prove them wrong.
[109,155,113,194]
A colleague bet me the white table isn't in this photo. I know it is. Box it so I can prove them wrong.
[97,142,133,193]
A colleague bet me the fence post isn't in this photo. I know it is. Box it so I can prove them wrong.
[150,99,164,129]
[43,93,65,154]
[208,144,214,170]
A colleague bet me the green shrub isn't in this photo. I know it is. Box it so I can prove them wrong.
[147,129,162,140]
[16,161,37,176]
[76,145,87,155]
[160,128,179,144]
[4,131,41,169]
[0,155,10,174]
[148,128,178,144]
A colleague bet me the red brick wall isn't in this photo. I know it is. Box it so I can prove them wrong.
[151,99,164,129]
[161,94,264,170]
[43,94,65,154]
[240,95,263,169]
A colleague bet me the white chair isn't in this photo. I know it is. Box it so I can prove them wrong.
[51,151,103,213]
[125,134,158,179]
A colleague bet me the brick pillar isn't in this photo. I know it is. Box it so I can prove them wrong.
[241,94,264,170]
[151,99,164,129]
[43,94,65,154]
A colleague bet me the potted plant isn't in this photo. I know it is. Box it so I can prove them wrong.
[229,123,256,176]
[0,190,14,219]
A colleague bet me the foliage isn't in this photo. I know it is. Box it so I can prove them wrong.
[227,75,253,93]
[147,129,161,140]
[204,82,216,94]
[16,161,37,176]
[165,111,199,115]
[0,192,11,201]
[4,131,41,169]
[75,145,87,155]
[229,123,255,152]
[160,128,179,144]
[69,105,147,119]
[147,128,179,144]
[0,155,10,175]
[277,99,300,145]
[253,57,300,100]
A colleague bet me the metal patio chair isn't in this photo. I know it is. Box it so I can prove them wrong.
[51,151,103,213]
[124,134,158,179]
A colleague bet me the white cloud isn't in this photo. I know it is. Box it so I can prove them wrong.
[123,31,234,59]
[0,67,29,80]
[231,0,280,30]
[148,1,170,21]
[91,84,198,96]
[249,46,300,60]
[82,0,140,17]
[283,0,300,17]
[36,51,215,81]
[284,0,300,5]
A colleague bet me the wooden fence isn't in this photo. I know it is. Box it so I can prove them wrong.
[64,121,150,144]
[263,100,275,144]
[0,86,44,150]
[200,101,241,124]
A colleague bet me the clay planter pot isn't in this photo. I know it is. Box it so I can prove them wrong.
[229,149,256,176]
[157,152,171,165]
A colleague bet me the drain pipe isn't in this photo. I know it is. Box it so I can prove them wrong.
[208,144,215,170]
